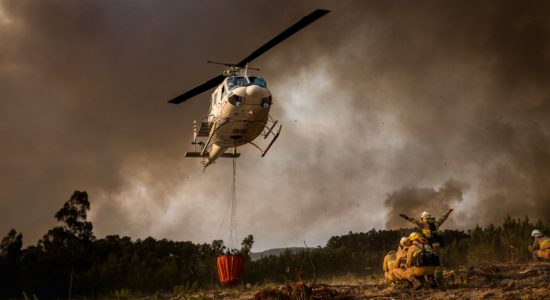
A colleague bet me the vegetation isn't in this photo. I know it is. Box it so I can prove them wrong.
[1,190,548,298]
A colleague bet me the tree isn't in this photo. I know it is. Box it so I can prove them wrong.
[1,229,23,259]
[241,235,254,259]
[38,191,95,298]
[54,190,94,241]
[211,240,226,256]
[0,229,23,296]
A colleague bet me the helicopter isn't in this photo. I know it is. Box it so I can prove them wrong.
[168,9,330,169]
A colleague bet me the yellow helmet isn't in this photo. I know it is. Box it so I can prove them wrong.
[399,237,411,246]
[409,232,427,243]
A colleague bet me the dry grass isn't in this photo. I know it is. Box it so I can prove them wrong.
[110,263,550,299]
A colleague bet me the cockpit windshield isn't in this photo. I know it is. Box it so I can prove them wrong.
[248,76,267,88]
[226,76,267,90]
[226,76,248,90]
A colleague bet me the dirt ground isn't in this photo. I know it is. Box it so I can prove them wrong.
[171,262,550,299]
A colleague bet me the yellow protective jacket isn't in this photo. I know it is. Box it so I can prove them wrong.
[394,246,409,268]
[532,236,550,251]
[383,251,396,272]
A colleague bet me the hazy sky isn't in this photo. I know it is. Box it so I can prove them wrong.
[1,0,549,251]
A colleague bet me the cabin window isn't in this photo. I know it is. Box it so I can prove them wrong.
[211,92,217,107]
[227,76,248,90]
[216,89,222,103]
[248,76,267,88]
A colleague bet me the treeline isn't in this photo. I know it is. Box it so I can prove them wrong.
[1,191,549,298]
[0,191,238,298]
[246,228,469,283]
[248,216,550,283]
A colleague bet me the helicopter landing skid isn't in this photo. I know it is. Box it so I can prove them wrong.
[184,152,241,158]
[262,124,282,157]
[247,122,282,158]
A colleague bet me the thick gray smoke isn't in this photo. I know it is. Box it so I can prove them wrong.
[1,1,550,250]
[384,180,468,229]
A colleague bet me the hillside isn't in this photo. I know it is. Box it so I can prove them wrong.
[250,247,306,261]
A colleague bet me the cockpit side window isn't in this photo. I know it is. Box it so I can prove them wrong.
[227,76,249,90]
[248,76,267,88]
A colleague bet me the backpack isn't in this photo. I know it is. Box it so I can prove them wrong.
[413,244,440,267]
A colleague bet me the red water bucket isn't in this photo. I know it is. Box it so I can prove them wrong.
[217,255,244,285]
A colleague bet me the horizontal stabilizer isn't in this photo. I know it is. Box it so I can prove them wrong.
[185,152,240,158]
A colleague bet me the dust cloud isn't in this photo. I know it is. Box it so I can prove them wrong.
[1,1,550,250]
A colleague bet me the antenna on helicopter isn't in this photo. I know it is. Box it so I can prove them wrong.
[206,61,260,77]
[168,9,330,104]
[206,60,233,67]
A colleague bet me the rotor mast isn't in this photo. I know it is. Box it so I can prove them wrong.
[206,61,259,77]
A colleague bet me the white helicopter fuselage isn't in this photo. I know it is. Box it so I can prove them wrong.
[202,76,273,167]
[170,9,328,169]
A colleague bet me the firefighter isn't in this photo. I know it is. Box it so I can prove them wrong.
[403,232,439,290]
[392,237,412,282]
[384,237,411,284]
[530,229,550,262]
[399,209,453,256]
[383,250,397,283]
[395,237,411,268]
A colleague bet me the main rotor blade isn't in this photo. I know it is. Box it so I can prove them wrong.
[168,9,329,104]
[236,9,330,67]
[168,74,225,104]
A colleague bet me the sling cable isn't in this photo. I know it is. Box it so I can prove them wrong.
[216,157,244,285]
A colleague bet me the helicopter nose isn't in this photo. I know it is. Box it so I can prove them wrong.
[246,85,264,98]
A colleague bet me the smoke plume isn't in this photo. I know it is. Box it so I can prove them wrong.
[1,1,550,250]
[384,180,468,229]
